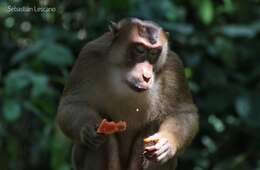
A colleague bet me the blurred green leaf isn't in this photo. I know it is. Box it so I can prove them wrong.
[4,69,32,95]
[31,74,49,97]
[40,27,78,42]
[188,81,200,93]
[159,0,179,21]
[0,2,9,17]
[196,158,210,169]
[11,41,46,64]
[50,128,70,170]
[4,69,52,98]
[198,0,214,25]
[201,136,217,153]
[161,22,194,35]
[38,42,73,67]
[235,94,251,118]
[3,100,21,122]
[23,102,49,123]
[4,17,15,28]
[235,92,260,128]
[212,154,248,170]
[204,64,227,85]
[221,25,257,38]
[184,67,193,78]
[225,115,239,125]
[223,0,235,13]
[208,114,225,133]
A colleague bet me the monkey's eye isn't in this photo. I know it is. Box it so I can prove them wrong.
[134,44,146,55]
[149,48,161,63]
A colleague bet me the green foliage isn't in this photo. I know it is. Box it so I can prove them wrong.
[1,0,260,170]
[195,0,214,25]
[3,99,21,122]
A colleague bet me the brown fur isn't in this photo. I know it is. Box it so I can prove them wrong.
[57,18,199,170]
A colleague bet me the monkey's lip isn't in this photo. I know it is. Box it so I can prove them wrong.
[127,81,149,92]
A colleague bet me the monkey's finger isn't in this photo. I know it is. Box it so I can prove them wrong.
[143,151,153,158]
[82,127,96,139]
[84,138,98,149]
[154,142,170,156]
[82,130,103,149]
[144,137,166,152]
[156,149,171,163]
[144,151,157,161]
[81,130,91,144]
[95,133,106,140]
[145,138,167,156]
[154,138,167,150]
[144,146,157,152]
[144,149,156,157]
[84,132,98,144]
[92,132,105,140]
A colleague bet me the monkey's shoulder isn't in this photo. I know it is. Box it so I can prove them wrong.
[157,50,193,104]
[165,50,185,73]
[66,32,114,84]
[62,33,114,96]
[78,32,114,59]
[158,50,186,85]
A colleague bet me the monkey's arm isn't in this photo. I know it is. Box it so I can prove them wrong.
[159,52,199,154]
[57,98,105,148]
[159,110,199,154]
[56,33,115,147]
[144,109,198,163]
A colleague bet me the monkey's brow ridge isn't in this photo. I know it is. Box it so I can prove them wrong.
[137,25,159,45]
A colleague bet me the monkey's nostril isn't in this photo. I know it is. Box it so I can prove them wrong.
[142,74,151,83]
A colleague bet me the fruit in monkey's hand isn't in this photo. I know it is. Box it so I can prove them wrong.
[97,119,127,135]
[144,137,160,145]
[143,136,160,160]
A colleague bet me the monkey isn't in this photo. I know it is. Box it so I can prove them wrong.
[57,18,199,170]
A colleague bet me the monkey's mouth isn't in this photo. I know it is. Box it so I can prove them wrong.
[126,80,150,92]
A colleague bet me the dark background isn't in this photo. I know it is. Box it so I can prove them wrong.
[1,0,260,170]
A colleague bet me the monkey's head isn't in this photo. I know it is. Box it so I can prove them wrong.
[107,18,169,92]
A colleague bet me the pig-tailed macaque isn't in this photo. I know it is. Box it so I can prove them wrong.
[57,18,199,170]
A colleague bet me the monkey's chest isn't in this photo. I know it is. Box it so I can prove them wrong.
[105,99,148,128]
[100,90,150,129]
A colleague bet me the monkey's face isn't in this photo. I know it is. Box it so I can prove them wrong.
[108,18,168,92]
[125,43,162,91]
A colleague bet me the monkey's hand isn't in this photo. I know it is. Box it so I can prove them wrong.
[143,133,176,164]
[80,124,106,150]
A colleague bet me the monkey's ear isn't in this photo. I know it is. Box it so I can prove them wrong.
[109,21,120,34]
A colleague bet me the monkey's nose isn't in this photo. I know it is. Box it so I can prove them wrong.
[142,74,151,83]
